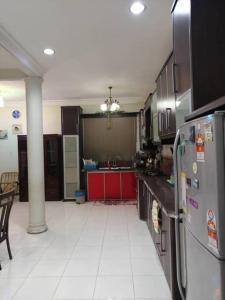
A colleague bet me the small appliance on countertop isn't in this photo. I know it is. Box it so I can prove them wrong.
[135,149,161,176]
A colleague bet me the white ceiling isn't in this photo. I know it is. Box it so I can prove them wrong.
[0,0,173,104]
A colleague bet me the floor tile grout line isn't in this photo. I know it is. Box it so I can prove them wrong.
[5,277,26,300]
[1,202,171,300]
[50,203,93,300]
[92,202,109,300]
[125,204,136,299]
[10,251,50,299]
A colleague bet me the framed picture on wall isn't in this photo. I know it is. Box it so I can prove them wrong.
[0,130,8,140]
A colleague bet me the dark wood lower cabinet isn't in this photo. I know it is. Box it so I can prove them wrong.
[137,178,147,221]
[138,176,181,300]
[160,209,180,300]
[18,134,63,202]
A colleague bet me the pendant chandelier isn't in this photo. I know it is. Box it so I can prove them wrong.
[100,86,120,112]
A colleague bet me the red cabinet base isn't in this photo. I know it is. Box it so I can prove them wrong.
[87,171,136,201]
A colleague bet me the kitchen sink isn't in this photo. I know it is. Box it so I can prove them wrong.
[98,166,132,170]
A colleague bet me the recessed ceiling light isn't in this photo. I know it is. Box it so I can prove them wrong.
[130,1,145,15]
[43,48,55,55]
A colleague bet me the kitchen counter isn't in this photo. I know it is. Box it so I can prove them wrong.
[86,169,136,201]
[137,171,180,299]
[137,172,175,217]
[83,168,135,172]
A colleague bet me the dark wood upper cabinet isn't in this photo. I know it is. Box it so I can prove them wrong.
[145,107,151,140]
[156,76,164,137]
[156,53,176,138]
[166,55,176,134]
[138,109,145,150]
[172,0,225,111]
[61,106,82,135]
[172,0,191,99]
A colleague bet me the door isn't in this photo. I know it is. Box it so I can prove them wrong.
[88,172,104,201]
[61,106,82,135]
[185,228,225,300]
[156,76,165,137]
[138,179,146,220]
[63,135,80,199]
[139,109,145,150]
[157,59,176,137]
[165,55,176,135]
[18,136,28,202]
[151,92,160,143]
[44,135,62,201]
[179,113,225,258]
[173,0,191,100]
[105,172,121,200]
[18,135,62,202]
[146,189,152,232]
[121,172,136,200]
[161,209,172,289]
[160,69,168,137]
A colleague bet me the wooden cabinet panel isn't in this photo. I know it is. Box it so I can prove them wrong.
[165,55,176,134]
[44,135,63,201]
[138,109,145,150]
[105,172,121,200]
[172,0,225,112]
[151,92,160,143]
[18,136,28,202]
[160,209,172,288]
[137,179,147,220]
[18,135,62,202]
[173,0,191,99]
[146,191,153,234]
[137,177,181,299]
[121,172,136,200]
[87,173,105,201]
[151,206,181,299]
[61,106,82,135]
[156,76,164,137]
[156,54,176,138]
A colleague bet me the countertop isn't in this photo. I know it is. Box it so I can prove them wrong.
[137,172,175,217]
[83,168,136,172]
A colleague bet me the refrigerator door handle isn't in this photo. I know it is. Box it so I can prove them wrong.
[173,129,186,300]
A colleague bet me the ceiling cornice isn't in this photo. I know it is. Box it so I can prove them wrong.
[0,24,45,77]
[1,98,144,108]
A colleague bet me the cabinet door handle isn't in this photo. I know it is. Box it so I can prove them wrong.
[155,242,162,257]
[158,112,164,134]
[158,112,162,133]
[166,108,172,130]
[172,63,178,94]
[161,230,166,253]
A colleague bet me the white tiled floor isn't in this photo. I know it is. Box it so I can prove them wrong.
[0,201,172,300]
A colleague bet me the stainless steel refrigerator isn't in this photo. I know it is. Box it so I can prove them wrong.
[173,112,225,300]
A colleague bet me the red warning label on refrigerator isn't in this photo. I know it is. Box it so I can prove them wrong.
[207,209,218,251]
[196,133,205,162]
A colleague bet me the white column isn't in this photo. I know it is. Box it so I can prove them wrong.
[25,76,47,234]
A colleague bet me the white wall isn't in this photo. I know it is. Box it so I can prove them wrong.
[0,104,61,175]
[0,100,142,176]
